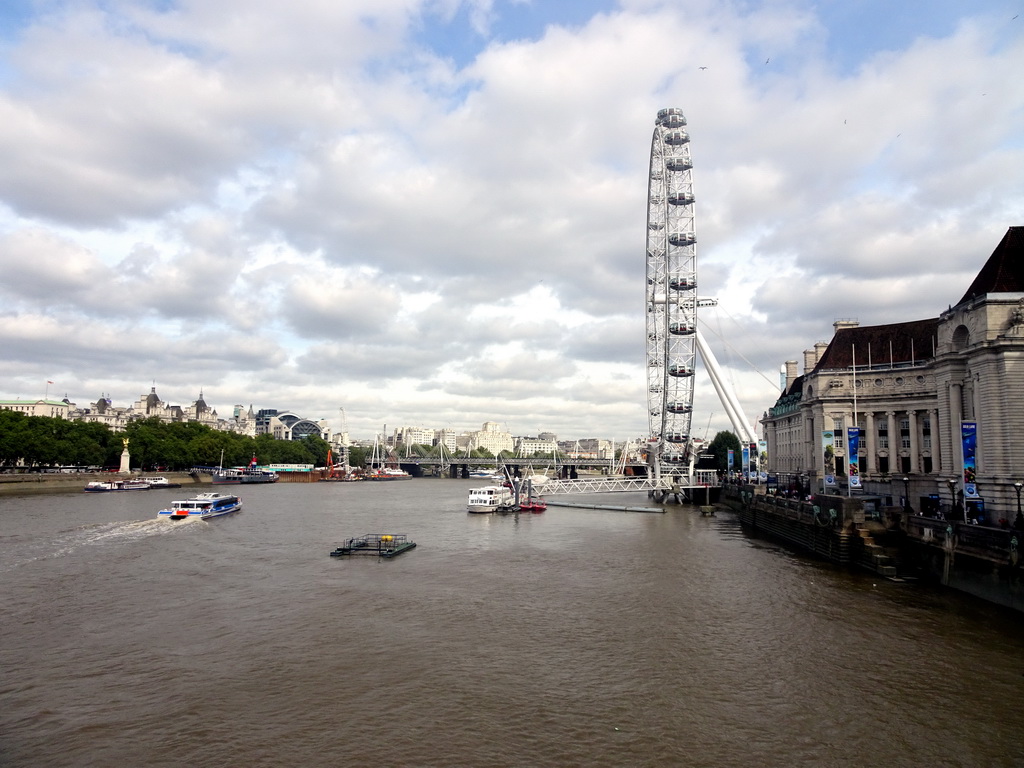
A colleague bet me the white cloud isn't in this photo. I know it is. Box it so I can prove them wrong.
[0,0,1021,442]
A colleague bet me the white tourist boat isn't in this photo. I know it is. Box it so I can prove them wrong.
[157,492,242,520]
[83,479,151,492]
[137,476,181,488]
[467,485,514,513]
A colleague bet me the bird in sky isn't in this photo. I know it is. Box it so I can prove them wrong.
[699,66,708,70]
[765,57,770,64]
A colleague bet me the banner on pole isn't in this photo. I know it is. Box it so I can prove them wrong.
[847,427,861,488]
[822,431,836,487]
[727,449,734,470]
[961,421,978,498]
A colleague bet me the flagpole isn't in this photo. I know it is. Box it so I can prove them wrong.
[850,345,857,498]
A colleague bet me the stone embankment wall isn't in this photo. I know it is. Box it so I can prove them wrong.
[721,483,1024,612]
[720,484,861,566]
[0,471,205,496]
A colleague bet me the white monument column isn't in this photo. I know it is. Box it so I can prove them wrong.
[118,438,131,474]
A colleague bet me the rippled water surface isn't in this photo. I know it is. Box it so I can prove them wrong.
[2,480,1023,767]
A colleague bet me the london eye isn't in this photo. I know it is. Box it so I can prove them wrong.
[645,107,697,476]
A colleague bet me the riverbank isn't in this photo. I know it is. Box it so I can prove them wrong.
[0,471,206,496]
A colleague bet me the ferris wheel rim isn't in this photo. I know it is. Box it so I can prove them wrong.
[644,107,698,467]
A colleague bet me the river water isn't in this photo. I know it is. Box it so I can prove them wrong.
[2,479,1023,767]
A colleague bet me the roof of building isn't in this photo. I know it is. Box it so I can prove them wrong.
[814,317,940,371]
[957,226,1024,305]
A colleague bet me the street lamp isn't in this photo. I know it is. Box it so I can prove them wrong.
[946,478,957,522]
[1014,481,1023,529]
[901,476,911,514]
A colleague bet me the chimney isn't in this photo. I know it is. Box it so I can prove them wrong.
[785,360,798,389]
[815,341,828,364]
[803,349,816,373]
[833,319,859,332]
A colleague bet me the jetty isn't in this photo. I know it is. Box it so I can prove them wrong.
[329,534,417,558]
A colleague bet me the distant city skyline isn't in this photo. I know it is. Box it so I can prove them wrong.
[2,386,624,445]
[1,2,1021,442]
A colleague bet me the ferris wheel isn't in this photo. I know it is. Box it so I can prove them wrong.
[645,107,697,474]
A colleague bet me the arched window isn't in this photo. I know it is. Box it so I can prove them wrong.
[951,325,970,351]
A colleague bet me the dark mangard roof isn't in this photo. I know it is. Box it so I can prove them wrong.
[771,372,806,410]
[814,318,940,371]
[957,226,1024,305]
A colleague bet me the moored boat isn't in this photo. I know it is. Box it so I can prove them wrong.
[467,485,514,513]
[84,479,151,492]
[212,467,279,485]
[519,498,547,513]
[138,476,181,488]
[364,467,411,480]
[157,492,242,520]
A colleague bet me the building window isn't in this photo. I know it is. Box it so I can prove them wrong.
[900,418,910,449]
[900,456,911,474]
[922,416,931,450]
[878,456,890,474]
[878,422,888,450]
[922,456,933,474]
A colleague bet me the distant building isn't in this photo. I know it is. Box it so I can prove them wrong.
[516,435,558,456]
[466,421,514,455]
[435,428,458,452]
[0,399,70,419]
[558,438,614,459]
[761,226,1024,519]
[393,426,436,447]
[267,411,331,441]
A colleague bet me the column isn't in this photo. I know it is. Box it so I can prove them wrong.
[908,410,919,474]
[947,382,962,476]
[864,412,876,474]
[887,411,897,474]
[931,408,941,474]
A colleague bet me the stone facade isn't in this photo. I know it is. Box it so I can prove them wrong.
[762,227,1024,523]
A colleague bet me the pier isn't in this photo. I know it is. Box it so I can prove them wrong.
[329,534,417,558]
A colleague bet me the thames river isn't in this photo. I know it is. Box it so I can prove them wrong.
[2,479,1023,767]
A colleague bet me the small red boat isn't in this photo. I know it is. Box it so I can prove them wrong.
[519,498,547,513]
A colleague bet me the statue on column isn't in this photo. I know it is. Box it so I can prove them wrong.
[119,436,131,474]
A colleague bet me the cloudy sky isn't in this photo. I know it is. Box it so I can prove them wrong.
[1,0,1021,443]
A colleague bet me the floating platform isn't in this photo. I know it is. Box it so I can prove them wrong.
[329,534,417,558]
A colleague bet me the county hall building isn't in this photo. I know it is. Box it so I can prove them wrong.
[761,226,1024,524]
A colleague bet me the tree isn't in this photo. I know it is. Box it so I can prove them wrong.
[348,445,367,468]
[707,430,741,472]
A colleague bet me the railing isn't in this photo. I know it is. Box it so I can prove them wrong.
[538,471,719,496]
[905,515,1020,563]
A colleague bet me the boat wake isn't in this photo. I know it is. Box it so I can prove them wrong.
[3,517,200,571]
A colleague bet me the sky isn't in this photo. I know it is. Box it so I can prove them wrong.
[1,0,1022,444]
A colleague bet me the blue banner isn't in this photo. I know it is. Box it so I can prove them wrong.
[961,421,978,498]
[727,449,734,470]
[741,445,749,479]
[847,427,861,488]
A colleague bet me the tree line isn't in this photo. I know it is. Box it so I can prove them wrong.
[0,411,332,471]
[0,408,745,473]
